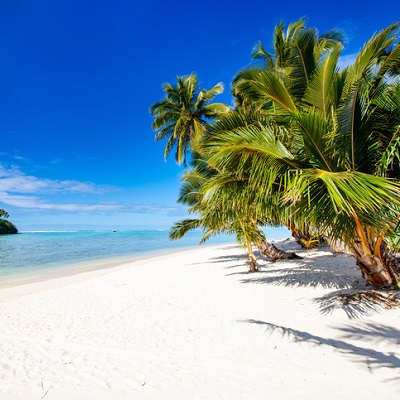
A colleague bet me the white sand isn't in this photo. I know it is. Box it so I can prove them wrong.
[0,240,399,400]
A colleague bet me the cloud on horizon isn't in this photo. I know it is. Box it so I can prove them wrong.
[0,164,179,215]
[0,165,114,195]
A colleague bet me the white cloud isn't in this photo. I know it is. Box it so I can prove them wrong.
[0,164,178,215]
[0,165,113,195]
[0,192,123,212]
[0,190,177,214]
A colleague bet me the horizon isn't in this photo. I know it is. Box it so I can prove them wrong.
[1,1,399,230]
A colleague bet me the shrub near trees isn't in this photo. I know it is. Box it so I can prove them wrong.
[151,20,400,288]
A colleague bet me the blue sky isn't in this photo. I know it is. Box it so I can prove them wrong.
[0,0,399,230]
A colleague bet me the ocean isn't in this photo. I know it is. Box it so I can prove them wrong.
[0,228,291,284]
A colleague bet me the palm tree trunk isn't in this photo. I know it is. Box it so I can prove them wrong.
[248,254,258,272]
[351,214,395,288]
[378,241,400,289]
[353,251,393,287]
[290,228,322,249]
[256,240,301,261]
[243,237,258,272]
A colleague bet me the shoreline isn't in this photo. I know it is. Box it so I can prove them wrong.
[0,242,219,290]
[1,241,399,399]
[0,242,237,302]
[0,228,292,285]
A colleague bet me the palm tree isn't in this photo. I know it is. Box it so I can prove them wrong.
[169,153,260,271]
[232,18,345,110]
[150,73,229,165]
[207,99,325,249]
[170,151,300,271]
[201,23,400,287]
[230,19,344,248]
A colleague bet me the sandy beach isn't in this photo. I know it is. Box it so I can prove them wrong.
[0,240,399,400]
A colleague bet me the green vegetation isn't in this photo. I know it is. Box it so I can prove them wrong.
[0,209,18,234]
[151,19,400,288]
[150,73,230,165]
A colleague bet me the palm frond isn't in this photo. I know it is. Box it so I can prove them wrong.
[236,71,297,113]
[252,41,274,68]
[349,23,400,83]
[169,219,201,240]
[290,27,318,96]
[291,108,337,171]
[303,45,342,115]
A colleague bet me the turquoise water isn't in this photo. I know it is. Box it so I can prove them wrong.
[0,228,291,282]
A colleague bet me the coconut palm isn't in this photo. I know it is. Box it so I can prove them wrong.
[170,151,300,271]
[169,153,260,271]
[232,18,345,110]
[207,102,324,249]
[229,20,344,249]
[201,23,400,287]
[150,73,229,165]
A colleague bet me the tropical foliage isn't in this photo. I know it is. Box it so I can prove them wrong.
[0,210,18,234]
[150,73,230,165]
[151,19,400,288]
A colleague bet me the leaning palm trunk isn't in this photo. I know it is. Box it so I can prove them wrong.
[256,239,301,261]
[382,250,400,285]
[290,228,323,249]
[285,219,323,249]
[351,218,400,288]
[245,238,258,272]
[353,244,400,288]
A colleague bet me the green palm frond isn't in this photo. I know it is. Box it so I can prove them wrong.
[202,103,231,117]
[374,42,400,82]
[237,71,297,113]
[378,126,400,177]
[336,78,369,171]
[251,41,274,68]
[169,219,201,240]
[283,169,400,239]
[175,126,190,164]
[205,124,295,172]
[154,124,175,141]
[290,27,318,95]
[150,73,228,165]
[291,108,337,171]
[178,171,204,206]
[303,45,342,115]
[348,23,400,83]
[164,135,176,160]
[152,111,180,130]
[209,109,267,134]
[150,100,181,115]
[194,83,225,110]
[318,28,347,52]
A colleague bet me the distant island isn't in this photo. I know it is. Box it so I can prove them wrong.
[0,210,18,234]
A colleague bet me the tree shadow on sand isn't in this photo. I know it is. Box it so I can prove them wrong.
[314,290,400,319]
[193,244,400,318]
[235,249,400,318]
[241,319,400,380]
[189,254,247,269]
[237,254,362,290]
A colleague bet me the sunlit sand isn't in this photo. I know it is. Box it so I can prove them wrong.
[0,241,399,399]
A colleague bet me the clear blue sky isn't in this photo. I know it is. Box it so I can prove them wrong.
[0,0,399,230]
